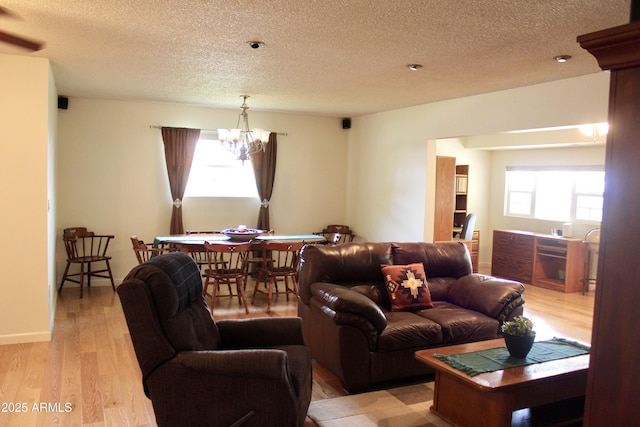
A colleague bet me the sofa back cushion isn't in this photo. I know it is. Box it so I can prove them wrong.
[298,242,393,304]
[391,242,472,279]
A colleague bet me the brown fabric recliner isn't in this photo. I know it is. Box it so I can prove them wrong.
[118,252,312,427]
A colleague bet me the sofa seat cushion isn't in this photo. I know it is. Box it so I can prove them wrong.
[417,301,500,344]
[377,311,443,352]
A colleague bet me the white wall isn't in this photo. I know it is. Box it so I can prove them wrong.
[347,73,610,246]
[346,107,429,241]
[56,98,349,284]
[0,54,55,344]
[47,64,58,333]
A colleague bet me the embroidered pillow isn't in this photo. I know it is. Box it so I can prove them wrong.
[381,263,433,311]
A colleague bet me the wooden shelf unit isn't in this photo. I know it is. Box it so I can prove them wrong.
[434,160,479,273]
[454,164,469,228]
[491,230,587,293]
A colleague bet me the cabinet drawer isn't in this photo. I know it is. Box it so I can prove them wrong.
[492,253,532,282]
[493,231,535,257]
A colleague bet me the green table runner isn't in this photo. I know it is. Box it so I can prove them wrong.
[433,338,590,376]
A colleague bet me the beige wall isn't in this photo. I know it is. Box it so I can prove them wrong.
[0,52,612,344]
[346,73,610,247]
[56,98,349,284]
[0,54,55,344]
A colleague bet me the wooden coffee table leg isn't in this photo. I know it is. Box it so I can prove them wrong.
[431,368,588,427]
[431,371,513,427]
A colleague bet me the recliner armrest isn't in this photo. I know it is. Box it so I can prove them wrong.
[150,349,310,427]
[217,317,305,348]
[177,349,289,380]
[310,282,387,332]
[448,274,525,319]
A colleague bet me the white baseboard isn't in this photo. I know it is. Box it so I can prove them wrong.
[58,278,119,288]
[0,331,51,345]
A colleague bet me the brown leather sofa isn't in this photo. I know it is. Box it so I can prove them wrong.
[298,241,525,393]
[118,252,312,427]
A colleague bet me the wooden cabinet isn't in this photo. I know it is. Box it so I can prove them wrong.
[533,236,586,293]
[491,230,535,283]
[491,230,586,293]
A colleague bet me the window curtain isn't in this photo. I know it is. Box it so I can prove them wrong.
[161,127,201,234]
[252,133,277,230]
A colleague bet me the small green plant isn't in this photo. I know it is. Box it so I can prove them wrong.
[501,316,535,337]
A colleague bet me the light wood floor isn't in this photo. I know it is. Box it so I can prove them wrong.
[0,275,594,426]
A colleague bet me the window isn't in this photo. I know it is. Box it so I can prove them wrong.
[575,171,605,222]
[184,137,259,198]
[505,166,604,223]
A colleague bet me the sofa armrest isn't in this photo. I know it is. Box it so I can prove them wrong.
[217,317,305,348]
[447,274,525,320]
[311,282,388,333]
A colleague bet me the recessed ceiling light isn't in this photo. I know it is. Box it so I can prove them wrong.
[407,64,423,71]
[247,41,265,49]
[553,55,572,63]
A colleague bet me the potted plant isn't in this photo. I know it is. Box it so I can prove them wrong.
[501,316,536,358]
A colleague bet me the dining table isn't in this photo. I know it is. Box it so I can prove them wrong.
[153,233,327,250]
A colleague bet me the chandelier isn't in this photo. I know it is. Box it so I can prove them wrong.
[217,95,271,163]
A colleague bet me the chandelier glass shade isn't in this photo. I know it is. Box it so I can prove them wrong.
[217,95,270,163]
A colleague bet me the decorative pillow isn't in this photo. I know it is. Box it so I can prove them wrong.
[381,263,433,311]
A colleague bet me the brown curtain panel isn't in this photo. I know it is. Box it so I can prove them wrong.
[161,127,201,234]
[252,133,278,230]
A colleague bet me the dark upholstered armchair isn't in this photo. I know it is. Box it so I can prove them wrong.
[117,252,312,427]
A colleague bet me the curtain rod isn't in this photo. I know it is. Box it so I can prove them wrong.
[149,125,288,136]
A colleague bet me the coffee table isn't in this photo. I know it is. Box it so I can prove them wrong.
[414,338,589,427]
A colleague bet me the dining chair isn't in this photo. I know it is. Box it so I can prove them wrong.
[59,227,115,298]
[247,229,274,277]
[203,241,252,314]
[184,230,223,276]
[130,235,173,264]
[252,240,305,313]
[326,232,342,245]
[314,224,356,244]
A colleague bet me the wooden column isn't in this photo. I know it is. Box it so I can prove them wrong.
[577,17,640,427]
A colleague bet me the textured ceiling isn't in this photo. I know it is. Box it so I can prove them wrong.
[0,0,632,116]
